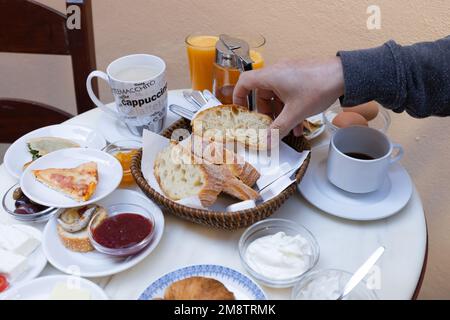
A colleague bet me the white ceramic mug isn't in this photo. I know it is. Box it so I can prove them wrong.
[327,126,403,193]
[86,54,168,136]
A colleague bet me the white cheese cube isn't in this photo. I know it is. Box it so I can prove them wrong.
[0,249,28,281]
[49,283,91,300]
[0,225,40,256]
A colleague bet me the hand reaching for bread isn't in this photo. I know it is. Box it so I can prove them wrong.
[233,57,345,139]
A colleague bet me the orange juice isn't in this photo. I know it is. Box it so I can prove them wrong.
[250,50,265,69]
[186,35,219,91]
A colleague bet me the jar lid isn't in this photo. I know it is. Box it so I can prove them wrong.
[215,35,251,69]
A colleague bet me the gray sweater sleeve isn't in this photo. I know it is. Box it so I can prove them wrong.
[337,36,450,118]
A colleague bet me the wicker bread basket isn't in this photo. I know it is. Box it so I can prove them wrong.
[131,118,311,230]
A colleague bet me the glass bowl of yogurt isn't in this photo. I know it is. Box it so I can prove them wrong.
[292,269,379,300]
[239,218,320,288]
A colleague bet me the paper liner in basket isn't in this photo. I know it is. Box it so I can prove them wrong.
[141,128,309,211]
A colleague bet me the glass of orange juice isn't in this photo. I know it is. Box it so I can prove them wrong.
[103,140,141,188]
[186,34,219,91]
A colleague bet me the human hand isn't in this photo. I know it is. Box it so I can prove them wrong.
[233,57,345,138]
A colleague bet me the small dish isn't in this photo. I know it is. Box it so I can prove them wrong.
[0,224,47,297]
[103,140,142,188]
[298,144,412,221]
[291,269,379,300]
[20,148,123,208]
[42,189,164,278]
[2,275,108,300]
[139,264,267,300]
[2,184,57,223]
[88,203,155,257]
[323,100,391,133]
[238,218,319,288]
[303,113,325,140]
[4,124,107,179]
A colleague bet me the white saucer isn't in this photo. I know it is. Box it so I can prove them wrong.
[42,189,164,278]
[97,90,188,143]
[97,103,143,142]
[2,275,108,300]
[20,148,122,208]
[4,124,107,179]
[304,113,325,140]
[298,145,412,221]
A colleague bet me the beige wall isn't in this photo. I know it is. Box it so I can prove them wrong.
[1,0,450,299]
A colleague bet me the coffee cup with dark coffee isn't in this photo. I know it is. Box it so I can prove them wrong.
[327,126,403,193]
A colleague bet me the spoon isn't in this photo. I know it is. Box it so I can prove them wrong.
[337,246,385,300]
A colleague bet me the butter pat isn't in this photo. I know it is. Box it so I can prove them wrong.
[0,249,28,281]
[49,283,91,300]
[0,225,40,256]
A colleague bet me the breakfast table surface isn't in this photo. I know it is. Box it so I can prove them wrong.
[0,90,427,300]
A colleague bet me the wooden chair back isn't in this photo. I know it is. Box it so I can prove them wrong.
[0,0,98,143]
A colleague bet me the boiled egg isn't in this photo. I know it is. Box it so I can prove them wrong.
[332,111,368,128]
[343,101,379,121]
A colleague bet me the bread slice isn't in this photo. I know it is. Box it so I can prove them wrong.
[154,142,224,207]
[154,142,259,206]
[57,207,107,253]
[192,105,273,150]
[187,137,260,187]
[33,162,98,202]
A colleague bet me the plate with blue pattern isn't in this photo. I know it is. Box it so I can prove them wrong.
[138,264,267,300]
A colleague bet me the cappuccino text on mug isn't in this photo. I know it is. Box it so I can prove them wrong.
[87,54,168,136]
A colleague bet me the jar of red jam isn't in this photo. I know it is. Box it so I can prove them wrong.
[88,203,155,256]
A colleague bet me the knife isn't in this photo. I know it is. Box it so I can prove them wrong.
[338,246,385,300]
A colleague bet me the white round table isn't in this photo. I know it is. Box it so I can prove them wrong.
[0,90,427,300]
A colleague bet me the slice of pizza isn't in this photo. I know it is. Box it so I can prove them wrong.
[33,162,98,202]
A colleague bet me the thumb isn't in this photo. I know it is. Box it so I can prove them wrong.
[269,104,300,139]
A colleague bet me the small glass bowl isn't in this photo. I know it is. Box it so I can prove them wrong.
[324,100,391,134]
[239,218,320,288]
[292,269,379,300]
[88,203,155,257]
[2,183,57,223]
[102,140,141,188]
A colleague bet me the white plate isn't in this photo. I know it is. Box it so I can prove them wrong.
[2,225,47,290]
[42,189,164,278]
[298,145,412,221]
[2,275,108,300]
[4,124,106,179]
[20,148,122,208]
[304,113,325,140]
[139,264,266,300]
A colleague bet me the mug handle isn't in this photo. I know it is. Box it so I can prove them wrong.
[86,71,119,119]
[390,143,404,164]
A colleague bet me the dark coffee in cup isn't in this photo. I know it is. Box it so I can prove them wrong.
[327,127,404,193]
[344,152,375,160]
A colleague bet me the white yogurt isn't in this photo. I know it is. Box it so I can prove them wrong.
[244,232,313,280]
[295,273,341,300]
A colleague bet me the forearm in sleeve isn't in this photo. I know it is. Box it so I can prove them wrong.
[337,36,450,118]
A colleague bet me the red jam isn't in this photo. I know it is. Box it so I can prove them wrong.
[92,213,153,249]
